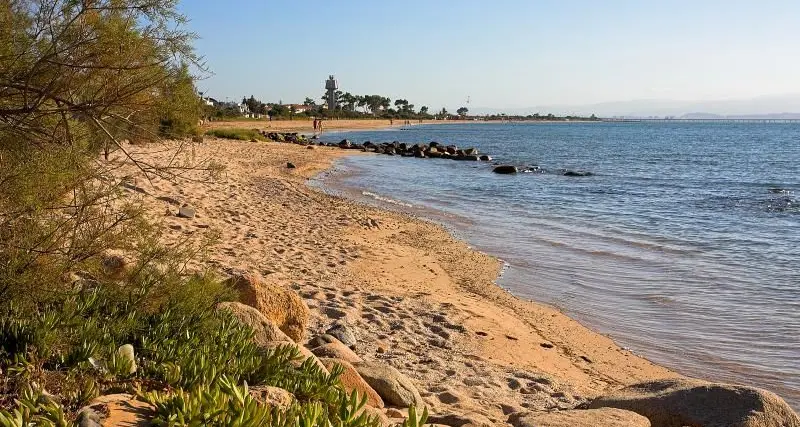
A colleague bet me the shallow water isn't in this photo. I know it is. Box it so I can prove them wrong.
[316,122,800,409]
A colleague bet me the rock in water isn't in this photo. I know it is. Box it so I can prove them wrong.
[508,408,651,427]
[177,204,196,218]
[116,344,136,374]
[587,378,800,427]
[225,270,309,342]
[354,361,424,408]
[493,165,518,174]
[563,170,593,177]
[216,301,291,345]
[325,322,358,350]
[479,155,492,161]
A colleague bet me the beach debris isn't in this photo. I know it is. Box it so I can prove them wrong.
[493,165,518,174]
[177,203,196,218]
[286,162,296,169]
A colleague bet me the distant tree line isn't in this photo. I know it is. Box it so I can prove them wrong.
[204,92,600,122]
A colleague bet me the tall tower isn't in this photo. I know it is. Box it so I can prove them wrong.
[325,75,338,110]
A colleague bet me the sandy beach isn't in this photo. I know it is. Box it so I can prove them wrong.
[111,136,681,423]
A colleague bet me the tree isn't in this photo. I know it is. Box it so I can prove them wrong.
[419,106,429,115]
[303,97,317,106]
[0,0,207,304]
[457,107,469,117]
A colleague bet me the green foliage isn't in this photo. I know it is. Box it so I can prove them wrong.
[401,405,429,427]
[0,386,69,427]
[0,286,399,426]
[158,64,204,138]
[205,128,267,141]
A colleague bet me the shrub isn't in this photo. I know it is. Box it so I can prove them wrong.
[205,128,268,142]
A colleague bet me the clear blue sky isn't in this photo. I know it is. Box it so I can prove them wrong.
[179,0,800,111]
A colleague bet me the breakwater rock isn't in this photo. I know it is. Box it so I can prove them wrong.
[261,131,496,163]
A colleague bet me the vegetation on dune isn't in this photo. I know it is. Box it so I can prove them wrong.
[0,1,426,425]
[205,128,268,142]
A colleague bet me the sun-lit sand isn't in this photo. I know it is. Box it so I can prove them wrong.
[112,138,677,422]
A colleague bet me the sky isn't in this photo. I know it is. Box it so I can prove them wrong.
[179,0,800,112]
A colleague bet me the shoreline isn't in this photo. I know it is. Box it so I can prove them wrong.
[115,137,682,422]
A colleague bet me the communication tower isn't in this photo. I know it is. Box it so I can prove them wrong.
[325,75,338,110]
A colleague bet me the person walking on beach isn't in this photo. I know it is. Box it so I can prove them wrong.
[313,118,318,130]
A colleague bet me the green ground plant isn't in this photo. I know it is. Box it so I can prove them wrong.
[205,128,269,142]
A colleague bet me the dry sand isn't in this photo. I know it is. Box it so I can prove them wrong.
[112,138,677,423]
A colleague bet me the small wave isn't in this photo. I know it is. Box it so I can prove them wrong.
[361,191,413,208]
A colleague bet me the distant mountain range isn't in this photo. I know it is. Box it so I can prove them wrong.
[471,94,800,119]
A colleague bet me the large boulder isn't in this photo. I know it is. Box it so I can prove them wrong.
[587,378,800,427]
[225,271,309,342]
[508,408,650,427]
[428,412,493,426]
[311,340,362,363]
[321,358,384,408]
[77,394,154,427]
[354,361,424,408]
[216,301,291,345]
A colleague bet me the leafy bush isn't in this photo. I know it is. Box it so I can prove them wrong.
[205,128,268,142]
[0,286,394,426]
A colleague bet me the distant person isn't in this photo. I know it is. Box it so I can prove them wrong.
[313,118,318,130]
[390,118,393,125]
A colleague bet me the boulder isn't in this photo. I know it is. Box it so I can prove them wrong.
[321,358,384,408]
[225,271,309,342]
[311,341,362,363]
[307,333,339,348]
[428,412,493,426]
[508,408,651,427]
[354,361,423,408]
[587,378,800,427]
[479,155,492,161]
[463,147,478,155]
[261,341,328,373]
[249,386,294,408]
[339,139,352,149]
[493,165,518,174]
[77,394,154,427]
[177,204,196,218]
[445,145,457,155]
[216,301,291,345]
[325,321,358,350]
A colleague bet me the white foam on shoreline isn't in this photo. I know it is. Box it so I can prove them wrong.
[362,190,414,208]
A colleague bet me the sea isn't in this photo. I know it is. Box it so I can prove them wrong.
[313,121,799,409]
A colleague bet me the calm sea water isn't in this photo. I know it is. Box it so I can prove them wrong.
[316,122,800,409]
